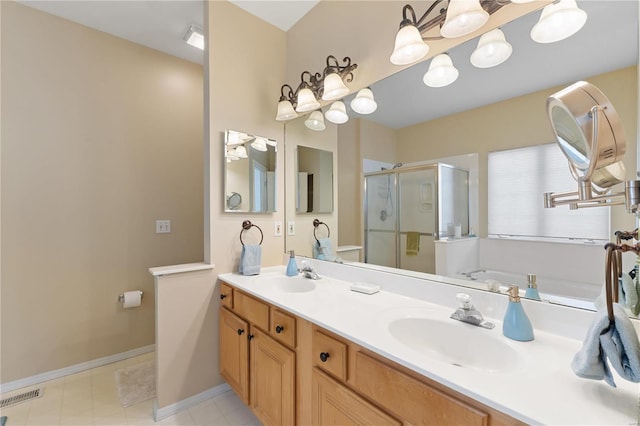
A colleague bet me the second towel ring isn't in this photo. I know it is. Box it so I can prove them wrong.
[240,220,263,246]
[313,219,330,244]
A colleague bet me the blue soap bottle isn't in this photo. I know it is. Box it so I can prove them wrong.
[503,285,534,342]
[524,273,541,301]
[286,250,298,277]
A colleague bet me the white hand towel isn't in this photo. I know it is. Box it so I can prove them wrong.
[313,238,334,261]
[239,245,261,276]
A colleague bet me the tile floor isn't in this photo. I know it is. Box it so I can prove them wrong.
[0,353,261,426]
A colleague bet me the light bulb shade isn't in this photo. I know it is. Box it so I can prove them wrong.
[325,101,349,124]
[440,0,489,38]
[234,145,248,158]
[305,111,326,131]
[470,28,513,68]
[295,88,321,113]
[226,150,239,161]
[251,137,268,152]
[390,24,430,65]
[350,88,378,115]
[276,100,298,121]
[423,54,459,87]
[265,138,277,147]
[531,0,587,44]
[322,73,350,101]
[509,0,534,2]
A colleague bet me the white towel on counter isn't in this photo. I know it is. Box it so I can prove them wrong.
[239,245,261,276]
[571,303,640,387]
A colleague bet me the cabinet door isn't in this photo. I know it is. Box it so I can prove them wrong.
[219,308,249,404]
[312,368,400,426]
[250,327,295,426]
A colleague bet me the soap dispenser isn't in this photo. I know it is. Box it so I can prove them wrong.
[503,285,534,341]
[524,273,541,301]
[286,250,299,277]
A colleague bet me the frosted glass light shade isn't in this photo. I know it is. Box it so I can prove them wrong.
[531,0,587,44]
[305,111,326,131]
[276,100,298,121]
[325,101,349,124]
[390,25,429,65]
[423,54,459,87]
[251,138,268,152]
[350,88,377,115]
[441,0,489,38]
[296,87,321,113]
[234,145,248,158]
[470,28,512,68]
[226,150,239,161]
[322,73,349,101]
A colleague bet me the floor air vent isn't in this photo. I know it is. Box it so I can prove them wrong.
[0,388,43,408]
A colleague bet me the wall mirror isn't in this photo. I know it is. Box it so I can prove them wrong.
[296,145,334,214]
[283,1,638,313]
[225,129,277,213]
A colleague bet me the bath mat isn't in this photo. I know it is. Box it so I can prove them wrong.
[114,360,155,407]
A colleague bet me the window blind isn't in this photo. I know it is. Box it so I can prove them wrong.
[488,143,610,241]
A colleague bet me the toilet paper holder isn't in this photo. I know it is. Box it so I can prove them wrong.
[118,291,144,303]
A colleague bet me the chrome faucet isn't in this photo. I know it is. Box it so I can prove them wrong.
[460,268,486,280]
[450,293,494,329]
[299,262,320,280]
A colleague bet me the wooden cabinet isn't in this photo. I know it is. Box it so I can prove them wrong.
[311,368,400,426]
[250,328,295,425]
[219,307,249,403]
[218,285,297,425]
[219,280,522,426]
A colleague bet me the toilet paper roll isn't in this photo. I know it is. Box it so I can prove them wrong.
[123,291,142,308]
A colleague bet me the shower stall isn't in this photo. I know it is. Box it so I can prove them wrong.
[364,163,469,274]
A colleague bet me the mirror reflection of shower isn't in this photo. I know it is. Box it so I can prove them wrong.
[379,163,403,221]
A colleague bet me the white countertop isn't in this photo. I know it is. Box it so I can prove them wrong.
[219,265,639,425]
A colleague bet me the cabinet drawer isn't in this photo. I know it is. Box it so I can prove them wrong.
[219,282,234,309]
[271,309,296,348]
[354,351,488,426]
[312,330,347,381]
[234,291,269,331]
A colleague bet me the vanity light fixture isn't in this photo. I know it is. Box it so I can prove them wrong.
[234,145,248,159]
[324,101,349,124]
[470,28,512,68]
[305,111,326,131]
[183,25,204,50]
[276,55,358,119]
[530,0,587,44]
[423,53,459,87]
[350,88,378,115]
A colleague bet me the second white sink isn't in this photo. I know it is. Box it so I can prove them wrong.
[387,317,523,373]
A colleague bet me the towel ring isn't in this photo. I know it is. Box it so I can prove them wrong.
[603,236,640,324]
[240,220,263,246]
[313,219,330,244]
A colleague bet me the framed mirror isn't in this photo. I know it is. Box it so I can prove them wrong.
[296,145,334,214]
[224,129,277,213]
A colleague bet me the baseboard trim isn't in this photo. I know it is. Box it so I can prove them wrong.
[153,383,232,422]
[0,344,155,394]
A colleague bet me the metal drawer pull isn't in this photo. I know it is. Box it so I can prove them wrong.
[319,352,330,362]
[275,325,284,333]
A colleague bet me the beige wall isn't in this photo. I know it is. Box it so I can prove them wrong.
[1,2,204,383]
[153,1,287,410]
[397,66,638,237]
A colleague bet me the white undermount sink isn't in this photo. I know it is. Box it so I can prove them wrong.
[256,275,317,293]
[387,317,523,373]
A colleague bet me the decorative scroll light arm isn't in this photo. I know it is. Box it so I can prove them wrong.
[323,55,358,83]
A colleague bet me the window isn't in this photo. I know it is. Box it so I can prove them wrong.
[488,143,609,242]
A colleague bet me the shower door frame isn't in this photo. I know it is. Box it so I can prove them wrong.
[363,163,441,268]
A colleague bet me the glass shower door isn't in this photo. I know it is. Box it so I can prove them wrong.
[364,173,397,268]
[398,167,437,273]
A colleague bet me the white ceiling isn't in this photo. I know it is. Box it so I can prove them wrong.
[17,1,638,129]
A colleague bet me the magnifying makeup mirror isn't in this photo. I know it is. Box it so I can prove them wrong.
[543,81,640,212]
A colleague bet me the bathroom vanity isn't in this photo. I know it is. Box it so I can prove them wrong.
[218,263,639,425]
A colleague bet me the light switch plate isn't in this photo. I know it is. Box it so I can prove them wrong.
[156,220,171,234]
[274,221,283,237]
[287,221,295,236]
